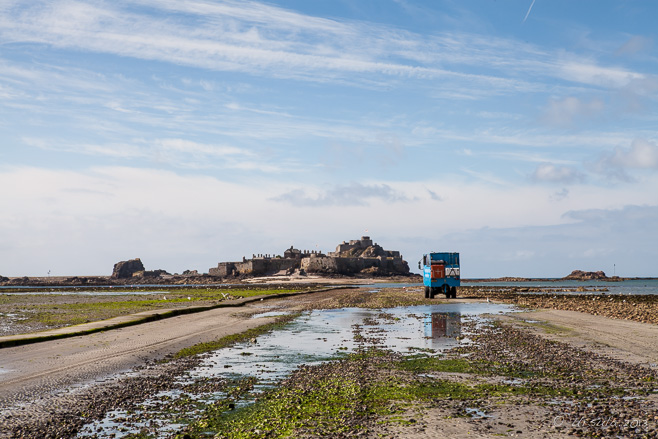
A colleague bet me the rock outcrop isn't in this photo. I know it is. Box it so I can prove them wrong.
[112,258,145,279]
[303,236,409,276]
[564,270,608,280]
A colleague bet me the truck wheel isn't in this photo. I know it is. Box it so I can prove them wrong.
[424,286,429,299]
[444,285,450,299]
[429,287,435,299]
[450,287,457,298]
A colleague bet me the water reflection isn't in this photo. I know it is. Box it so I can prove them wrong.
[424,312,461,339]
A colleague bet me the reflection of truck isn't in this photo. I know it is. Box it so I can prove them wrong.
[419,252,460,299]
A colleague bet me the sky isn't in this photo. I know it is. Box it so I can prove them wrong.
[1,0,658,278]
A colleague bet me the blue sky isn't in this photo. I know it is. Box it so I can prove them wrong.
[1,0,657,278]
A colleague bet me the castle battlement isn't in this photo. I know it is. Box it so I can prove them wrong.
[208,237,408,277]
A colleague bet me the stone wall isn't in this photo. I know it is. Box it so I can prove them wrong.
[208,237,410,278]
[301,255,408,275]
[209,257,299,277]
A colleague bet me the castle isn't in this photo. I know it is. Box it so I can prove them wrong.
[208,236,409,277]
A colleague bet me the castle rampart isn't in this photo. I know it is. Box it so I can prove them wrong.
[208,237,409,277]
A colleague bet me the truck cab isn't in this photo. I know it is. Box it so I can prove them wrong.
[419,252,460,299]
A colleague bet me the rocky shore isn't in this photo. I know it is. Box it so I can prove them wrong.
[0,273,422,288]
[461,286,658,325]
[466,270,637,282]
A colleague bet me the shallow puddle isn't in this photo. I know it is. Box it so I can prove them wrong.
[78,302,516,438]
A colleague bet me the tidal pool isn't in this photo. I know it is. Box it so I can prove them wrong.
[78,302,516,438]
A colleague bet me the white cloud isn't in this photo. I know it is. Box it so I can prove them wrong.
[531,163,584,184]
[592,138,658,181]
[272,183,412,206]
[558,61,644,88]
[541,96,605,128]
[606,138,658,169]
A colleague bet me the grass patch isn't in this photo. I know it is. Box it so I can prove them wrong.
[6,288,305,333]
[196,376,366,438]
[226,289,299,298]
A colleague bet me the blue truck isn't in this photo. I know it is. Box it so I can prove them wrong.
[419,252,460,299]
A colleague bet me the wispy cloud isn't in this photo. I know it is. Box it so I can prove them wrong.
[523,0,536,23]
[530,163,585,184]
[557,61,645,88]
[541,96,605,128]
[615,35,653,57]
[0,0,648,94]
[272,182,413,206]
[21,137,285,171]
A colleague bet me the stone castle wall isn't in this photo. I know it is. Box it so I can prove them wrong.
[209,237,409,277]
[209,258,299,277]
[300,255,409,275]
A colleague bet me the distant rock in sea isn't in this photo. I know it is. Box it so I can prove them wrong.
[564,270,608,280]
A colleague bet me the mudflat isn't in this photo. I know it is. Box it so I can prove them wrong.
[1,287,657,438]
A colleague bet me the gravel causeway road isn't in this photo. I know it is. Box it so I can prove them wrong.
[0,304,274,412]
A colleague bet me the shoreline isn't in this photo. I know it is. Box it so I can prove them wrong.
[3,273,658,289]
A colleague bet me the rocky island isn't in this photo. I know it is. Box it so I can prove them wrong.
[209,235,409,278]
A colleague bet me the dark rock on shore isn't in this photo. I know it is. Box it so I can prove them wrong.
[133,269,171,278]
[111,258,145,278]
